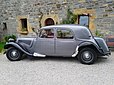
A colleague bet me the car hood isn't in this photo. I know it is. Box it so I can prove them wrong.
[94,37,110,54]
[16,38,35,46]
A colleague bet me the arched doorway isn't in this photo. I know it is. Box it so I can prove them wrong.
[45,18,55,26]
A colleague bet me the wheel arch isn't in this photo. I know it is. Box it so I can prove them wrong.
[4,42,23,50]
[78,44,101,56]
[4,42,32,56]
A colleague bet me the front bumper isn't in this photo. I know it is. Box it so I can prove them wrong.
[101,47,111,56]
[98,48,111,56]
[104,51,111,56]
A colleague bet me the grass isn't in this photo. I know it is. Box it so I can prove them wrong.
[0,42,5,53]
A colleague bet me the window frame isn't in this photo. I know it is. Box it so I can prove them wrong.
[39,28,55,39]
[17,16,29,35]
[78,14,89,28]
[56,28,74,39]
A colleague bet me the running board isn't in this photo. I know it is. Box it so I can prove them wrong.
[33,53,46,57]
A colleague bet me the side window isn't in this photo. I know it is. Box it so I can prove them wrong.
[57,29,73,39]
[39,29,54,38]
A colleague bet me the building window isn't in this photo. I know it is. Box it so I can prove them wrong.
[20,18,28,31]
[78,15,89,27]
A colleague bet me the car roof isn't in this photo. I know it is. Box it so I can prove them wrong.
[41,24,88,31]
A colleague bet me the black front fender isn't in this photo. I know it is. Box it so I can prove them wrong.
[79,41,93,47]
[4,42,32,56]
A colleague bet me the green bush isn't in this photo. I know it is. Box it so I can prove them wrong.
[0,34,17,53]
[0,42,5,53]
[4,34,16,42]
[61,8,77,24]
[95,30,104,38]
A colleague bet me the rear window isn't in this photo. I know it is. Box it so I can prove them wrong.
[76,28,91,39]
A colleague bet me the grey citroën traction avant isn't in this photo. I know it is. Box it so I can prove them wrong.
[4,25,111,64]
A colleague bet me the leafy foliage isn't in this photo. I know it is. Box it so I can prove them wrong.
[61,8,77,24]
[21,28,27,31]
[95,30,104,37]
[0,34,17,53]
[4,34,16,42]
[0,42,5,53]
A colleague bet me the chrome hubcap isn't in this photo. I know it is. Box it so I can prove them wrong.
[84,52,91,59]
[82,51,93,61]
[10,50,19,59]
[12,51,17,56]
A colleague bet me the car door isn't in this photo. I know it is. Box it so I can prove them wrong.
[55,28,77,57]
[34,28,55,56]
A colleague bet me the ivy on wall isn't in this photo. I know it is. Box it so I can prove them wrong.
[61,8,77,24]
[95,30,104,37]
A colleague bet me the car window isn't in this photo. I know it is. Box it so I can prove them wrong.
[39,29,54,38]
[57,29,73,39]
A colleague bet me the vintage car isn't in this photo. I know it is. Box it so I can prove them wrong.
[4,25,111,64]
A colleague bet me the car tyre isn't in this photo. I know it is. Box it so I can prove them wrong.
[78,48,97,64]
[6,47,23,61]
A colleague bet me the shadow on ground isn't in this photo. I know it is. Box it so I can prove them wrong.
[26,56,78,63]
[96,57,109,64]
[22,56,109,65]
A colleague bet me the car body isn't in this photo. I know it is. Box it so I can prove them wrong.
[105,36,114,48]
[4,24,111,64]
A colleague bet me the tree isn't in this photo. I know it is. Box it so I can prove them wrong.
[61,8,77,24]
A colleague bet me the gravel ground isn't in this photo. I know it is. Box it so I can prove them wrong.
[0,52,114,85]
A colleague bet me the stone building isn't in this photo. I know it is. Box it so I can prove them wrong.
[0,0,114,39]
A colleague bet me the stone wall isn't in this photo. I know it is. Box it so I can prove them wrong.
[0,0,114,39]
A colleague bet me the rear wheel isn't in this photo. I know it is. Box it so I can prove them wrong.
[6,47,23,61]
[78,48,97,64]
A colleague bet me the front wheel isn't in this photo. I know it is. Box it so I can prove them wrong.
[6,47,23,61]
[77,48,97,64]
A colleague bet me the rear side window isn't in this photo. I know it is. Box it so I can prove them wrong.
[57,29,74,39]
